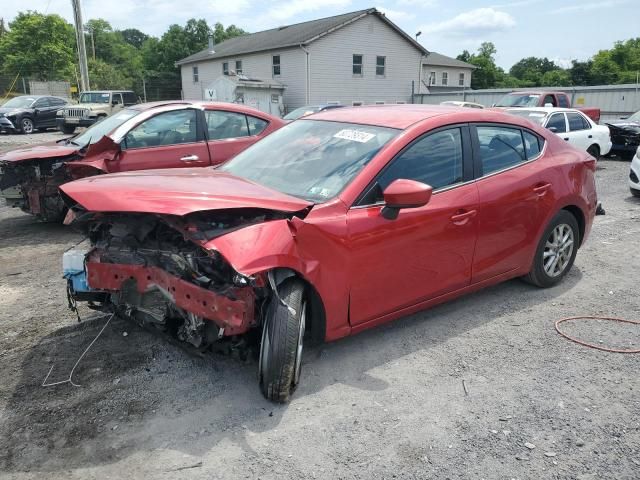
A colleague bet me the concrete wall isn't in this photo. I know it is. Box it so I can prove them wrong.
[414,84,640,122]
[306,14,423,105]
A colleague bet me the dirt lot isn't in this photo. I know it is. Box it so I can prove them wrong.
[0,131,639,479]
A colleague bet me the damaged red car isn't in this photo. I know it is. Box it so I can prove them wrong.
[0,101,284,221]
[60,105,597,402]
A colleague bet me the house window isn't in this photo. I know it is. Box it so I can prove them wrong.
[192,66,199,83]
[352,101,363,106]
[375,101,385,105]
[459,73,465,86]
[235,60,243,74]
[441,72,448,86]
[272,55,281,77]
[222,62,229,75]
[376,56,385,76]
[396,101,406,104]
[271,94,279,103]
[353,54,363,76]
[429,71,436,85]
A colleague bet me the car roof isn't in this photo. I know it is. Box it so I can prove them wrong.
[307,104,504,129]
[125,101,278,118]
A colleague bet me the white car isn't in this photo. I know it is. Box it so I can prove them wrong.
[506,107,612,158]
[440,100,484,109]
[630,146,640,197]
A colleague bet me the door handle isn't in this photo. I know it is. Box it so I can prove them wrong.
[588,135,593,138]
[533,183,551,196]
[450,209,477,225]
[180,155,200,162]
[563,137,569,141]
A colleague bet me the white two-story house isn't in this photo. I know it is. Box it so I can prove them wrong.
[177,8,432,111]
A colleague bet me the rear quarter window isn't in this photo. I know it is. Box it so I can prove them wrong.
[523,130,543,159]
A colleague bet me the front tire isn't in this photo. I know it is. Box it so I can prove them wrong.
[20,117,34,134]
[60,124,76,135]
[259,279,306,403]
[587,144,600,159]
[524,210,579,288]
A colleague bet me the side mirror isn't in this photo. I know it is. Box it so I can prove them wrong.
[620,116,629,120]
[381,179,432,220]
[491,103,496,107]
[547,126,558,133]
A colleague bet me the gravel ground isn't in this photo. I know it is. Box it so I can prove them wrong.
[0,133,638,479]
[0,130,71,151]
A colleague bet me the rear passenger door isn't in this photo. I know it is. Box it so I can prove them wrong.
[204,110,269,165]
[471,124,549,283]
[564,112,592,152]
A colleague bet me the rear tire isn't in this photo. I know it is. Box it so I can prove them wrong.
[259,279,306,403]
[523,210,579,288]
[60,124,76,135]
[631,188,640,198]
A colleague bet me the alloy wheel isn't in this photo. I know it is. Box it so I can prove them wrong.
[22,118,34,134]
[293,301,306,386]
[543,223,574,277]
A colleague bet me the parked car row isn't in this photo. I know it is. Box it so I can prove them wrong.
[0,95,69,134]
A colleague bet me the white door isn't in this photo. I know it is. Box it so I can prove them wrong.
[545,112,568,141]
[564,112,593,152]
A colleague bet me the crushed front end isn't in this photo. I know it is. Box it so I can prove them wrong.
[0,157,75,220]
[63,210,289,350]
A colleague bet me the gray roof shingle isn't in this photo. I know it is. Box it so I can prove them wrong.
[423,51,477,69]
[176,8,428,65]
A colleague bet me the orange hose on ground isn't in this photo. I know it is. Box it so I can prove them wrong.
[555,316,640,354]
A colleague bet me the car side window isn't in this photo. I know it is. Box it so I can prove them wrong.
[51,98,66,106]
[476,126,526,176]
[112,94,123,105]
[247,115,268,135]
[558,95,570,108]
[205,110,250,140]
[358,128,464,205]
[546,113,567,133]
[34,98,50,108]
[123,109,198,149]
[543,94,556,107]
[567,112,590,131]
[123,92,137,105]
[523,131,543,159]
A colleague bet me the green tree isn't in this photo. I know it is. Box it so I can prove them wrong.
[120,28,149,49]
[509,57,560,86]
[0,11,75,79]
[457,42,502,89]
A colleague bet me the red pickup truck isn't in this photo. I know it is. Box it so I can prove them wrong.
[494,91,601,123]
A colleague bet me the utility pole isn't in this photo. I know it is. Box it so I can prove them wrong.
[0,18,6,38]
[71,0,90,92]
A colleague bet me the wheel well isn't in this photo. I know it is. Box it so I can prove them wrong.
[562,205,585,246]
[271,268,326,344]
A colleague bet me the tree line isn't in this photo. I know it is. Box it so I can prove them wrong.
[457,40,640,90]
[0,11,246,97]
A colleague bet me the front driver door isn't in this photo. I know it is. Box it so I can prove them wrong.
[114,108,211,172]
[33,98,58,128]
[347,126,479,326]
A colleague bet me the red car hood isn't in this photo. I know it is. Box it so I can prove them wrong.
[0,142,79,163]
[60,168,313,216]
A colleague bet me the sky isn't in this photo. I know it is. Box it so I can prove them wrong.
[1,0,638,69]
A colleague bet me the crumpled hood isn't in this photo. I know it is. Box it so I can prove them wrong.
[606,121,640,133]
[60,168,313,216]
[0,142,79,163]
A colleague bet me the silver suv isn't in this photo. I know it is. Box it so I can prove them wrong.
[56,90,138,134]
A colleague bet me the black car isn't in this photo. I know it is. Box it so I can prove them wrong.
[606,111,640,159]
[0,95,69,134]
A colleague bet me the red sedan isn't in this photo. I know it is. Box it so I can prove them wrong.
[60,105,597,402]
[0,101,284,221]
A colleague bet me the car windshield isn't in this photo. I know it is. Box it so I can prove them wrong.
[79,92,111,104]
[220,120,399,202]
[506,109,548,126]
[283,106,322,121]
[2,97,36,108]
[496,94,541,107]
[627,111,640,122]
[72,109,140,145]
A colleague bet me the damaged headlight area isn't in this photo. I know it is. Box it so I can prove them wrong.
[66,212,277,350]
[0,157,76,219]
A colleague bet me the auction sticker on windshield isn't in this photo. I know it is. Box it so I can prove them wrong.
[333,129,376,143]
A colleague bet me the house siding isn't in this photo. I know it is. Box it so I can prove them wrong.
[421,65,473,90]
[307,14,423,105]
[180,48,308,111]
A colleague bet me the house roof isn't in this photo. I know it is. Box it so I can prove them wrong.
[423,51,476,69]
[176,8,428,66]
